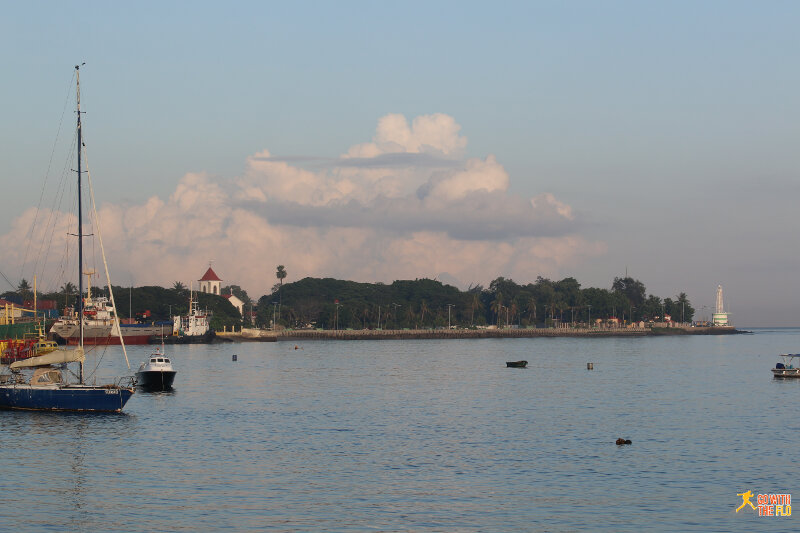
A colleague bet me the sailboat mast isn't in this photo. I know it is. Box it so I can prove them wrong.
[76,64,85,382]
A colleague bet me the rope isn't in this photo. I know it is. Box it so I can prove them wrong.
[82,141,130,370]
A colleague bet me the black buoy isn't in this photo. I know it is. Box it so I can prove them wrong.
[232,354,238,361]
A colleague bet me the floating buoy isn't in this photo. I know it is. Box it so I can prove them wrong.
[232,354,238,361]
[587,362,594,370]
[294,345,299,350]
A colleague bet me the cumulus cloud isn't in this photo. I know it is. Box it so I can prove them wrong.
[3,113,604,295]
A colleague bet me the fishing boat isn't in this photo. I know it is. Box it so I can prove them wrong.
[136,345,176,391]
[0,65,135,412]
[772,354,800,378]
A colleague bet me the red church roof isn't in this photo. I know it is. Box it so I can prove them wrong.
[199,267,222,282]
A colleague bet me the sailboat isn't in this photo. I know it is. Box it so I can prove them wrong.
[0,65,135,412]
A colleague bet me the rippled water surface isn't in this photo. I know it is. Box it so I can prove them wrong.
[2,329,799,531]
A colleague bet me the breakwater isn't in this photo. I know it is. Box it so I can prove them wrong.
[216,325,742,342]
[275,326,741,341]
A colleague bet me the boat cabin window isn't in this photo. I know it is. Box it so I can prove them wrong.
[164,358,170,363]
[157,358,164,363]
[150,359,157,363]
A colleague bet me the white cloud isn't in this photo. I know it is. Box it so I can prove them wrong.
[3,113,605,297]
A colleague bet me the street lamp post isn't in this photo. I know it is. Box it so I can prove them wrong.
[392,303,400,330]
[446,304,454,329]
[272,301,277,331]
[588,305,591,328]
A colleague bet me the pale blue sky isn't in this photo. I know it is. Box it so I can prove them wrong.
[2,1,799,326]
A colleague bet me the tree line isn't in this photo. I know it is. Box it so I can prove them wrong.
[254,274,695,330]
[4,272,695,331]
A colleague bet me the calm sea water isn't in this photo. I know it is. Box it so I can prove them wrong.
[1,328,799,531]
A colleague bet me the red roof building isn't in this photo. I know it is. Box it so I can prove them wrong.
[199,267,222,282]
[199,267,222,295]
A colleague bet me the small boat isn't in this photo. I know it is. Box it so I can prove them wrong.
[506,360,528,368]
[772,354,800,378]
[136,346,176,391]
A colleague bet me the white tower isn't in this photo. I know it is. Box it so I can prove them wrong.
[712,285,730,326]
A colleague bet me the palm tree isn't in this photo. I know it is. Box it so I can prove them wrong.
[528,297,537,326]
[470,292,482,326]
[59,281,77,309]
[276,265,287,322]
[420,300,429,328]
[406,306,415,328]
[490,292,503,326]
[172,281,186,292]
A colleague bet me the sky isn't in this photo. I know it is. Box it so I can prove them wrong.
[1,1,798,326]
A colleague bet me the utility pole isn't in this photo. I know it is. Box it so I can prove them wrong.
[446,304,454,329]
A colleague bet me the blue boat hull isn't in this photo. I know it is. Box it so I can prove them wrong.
[0,385,134,412]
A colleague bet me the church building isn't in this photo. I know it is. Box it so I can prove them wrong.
[199,267,222,296]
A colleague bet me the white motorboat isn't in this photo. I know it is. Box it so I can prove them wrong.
[136,346,176,391]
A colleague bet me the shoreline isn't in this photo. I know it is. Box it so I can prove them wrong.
[216,326,745,342]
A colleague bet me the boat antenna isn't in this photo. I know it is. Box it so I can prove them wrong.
[75,63,85,383]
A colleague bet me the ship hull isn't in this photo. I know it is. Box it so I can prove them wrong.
[0,384,134,412]
[136,370,176,390]
[159,330,216,344]
[51,322,172,345]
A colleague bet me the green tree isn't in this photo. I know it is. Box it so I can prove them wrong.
[612,276,646,308]
[17,279,32,301]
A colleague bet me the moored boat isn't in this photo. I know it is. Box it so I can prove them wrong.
[50,278,171,345]
[161,289,214,343]
[772,354,800,378]
[136,345,176,391]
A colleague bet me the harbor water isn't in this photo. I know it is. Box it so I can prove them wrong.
[1,328,798,531]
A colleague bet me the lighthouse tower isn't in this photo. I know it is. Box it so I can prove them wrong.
[712,285,730,326]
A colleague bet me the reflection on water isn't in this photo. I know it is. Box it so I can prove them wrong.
[1,331,798,531]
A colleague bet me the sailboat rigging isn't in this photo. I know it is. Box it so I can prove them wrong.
[0,65,135,412]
